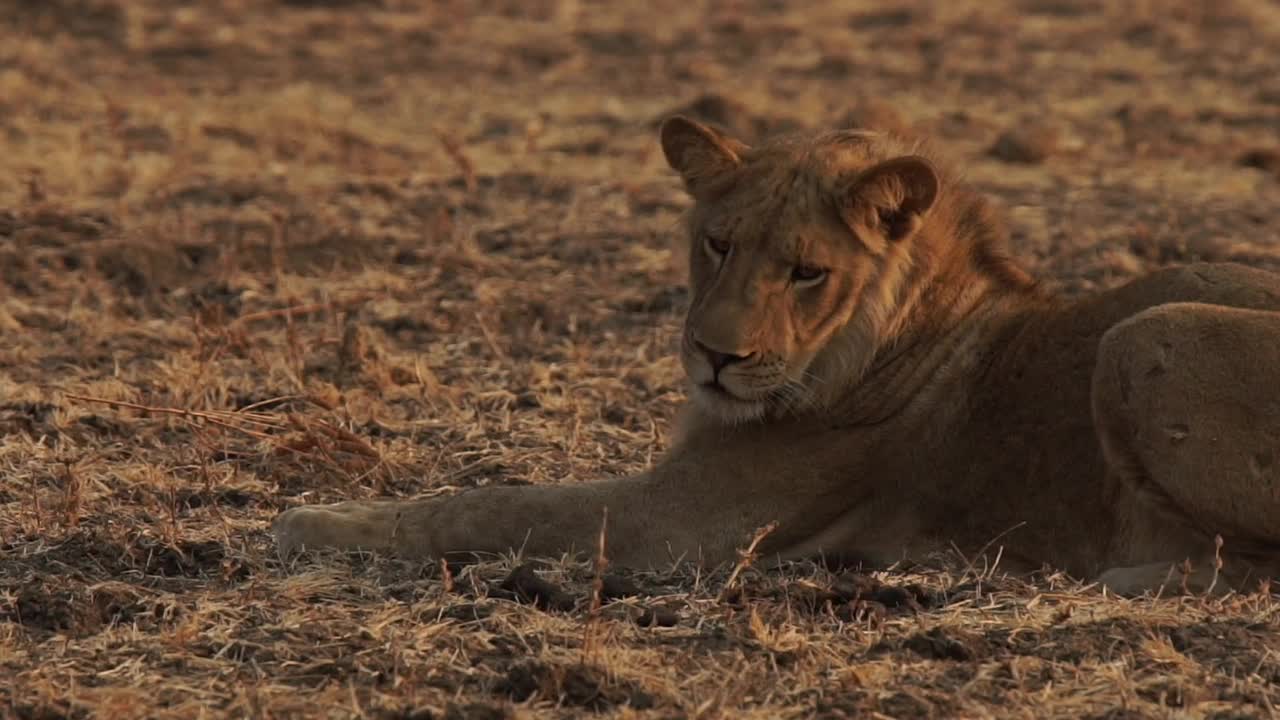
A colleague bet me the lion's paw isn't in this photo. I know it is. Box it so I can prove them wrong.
[272,500,402,558]
[1096,561,1221,597]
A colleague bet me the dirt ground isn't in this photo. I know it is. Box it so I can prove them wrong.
[2,0,1280,717]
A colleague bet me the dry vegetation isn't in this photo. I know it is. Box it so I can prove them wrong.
[2,0,1280,717]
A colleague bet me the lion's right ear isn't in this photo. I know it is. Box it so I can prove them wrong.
[659,116,745,195]
[834,155,940,252]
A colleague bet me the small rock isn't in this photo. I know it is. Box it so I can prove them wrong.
[121,124,173,154]
[659,93,755,138]
[1238,148,1280,177]
[1185,235,1236,262]
[201,124,258,149]
[444,703,507,720]
[901,627,986,661]
[830,572,933,610]
[498,661,655,710]
[989,126,1059,164]
[836,599,887,623]
[831,572,881,601]
[867,584,927,611]
[838,98,909,134]
[654,93,799,141]
[600,573,645,599]
[634,606,679,627]
[498,564,576,612]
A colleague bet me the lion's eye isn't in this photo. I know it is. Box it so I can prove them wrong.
[704,234,731,258]
[791,264,827,285]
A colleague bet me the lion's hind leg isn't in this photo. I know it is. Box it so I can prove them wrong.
[1092,302,1280,593]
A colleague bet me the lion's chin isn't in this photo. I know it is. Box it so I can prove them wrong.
[690,382,769,425]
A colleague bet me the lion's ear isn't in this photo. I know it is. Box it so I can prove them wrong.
[835,155,939,248]
[659,116,746,195]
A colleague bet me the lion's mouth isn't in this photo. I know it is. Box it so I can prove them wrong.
[697,380,762,405]
[693,381,769,422]
[700,380,737,397]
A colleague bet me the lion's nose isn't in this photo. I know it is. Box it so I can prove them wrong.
[693,340,755,373]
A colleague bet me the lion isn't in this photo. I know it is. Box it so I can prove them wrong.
[273,116,1280,595]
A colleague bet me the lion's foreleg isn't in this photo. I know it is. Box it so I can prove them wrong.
[273,425,857,568]
[272,469,754,567]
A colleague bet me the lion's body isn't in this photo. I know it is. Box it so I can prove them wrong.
[274,120,1280,594]
[912,263,1280,580]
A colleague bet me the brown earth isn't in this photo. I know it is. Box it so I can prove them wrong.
[2,1,1280,718]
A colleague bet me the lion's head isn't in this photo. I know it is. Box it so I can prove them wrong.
[659,116,1031,424]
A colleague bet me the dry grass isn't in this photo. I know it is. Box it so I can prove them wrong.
[3,0,1280,717]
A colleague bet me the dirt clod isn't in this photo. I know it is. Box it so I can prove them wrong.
[599,572,647,599]
[838,98,911,134]
[900,627,989,661]
[498,661,655,711]
[660,93,756,137]
[498,564,577,612]
[634,606,680,628]
[1238,148,1280,177]
[989,126,1060,164]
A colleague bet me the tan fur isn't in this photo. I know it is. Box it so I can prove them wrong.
[274,118,1280,595]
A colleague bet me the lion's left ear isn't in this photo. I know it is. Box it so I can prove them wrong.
[659,115,747,196]
[835,156,939,249]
